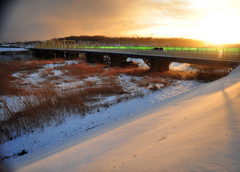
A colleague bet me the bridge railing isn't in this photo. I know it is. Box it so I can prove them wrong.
[36,41,240,54]
[101,48,240,61]
[35,40,155,50]
[35,40,240,61]
[152,50,240,61]
[162,47,240,55]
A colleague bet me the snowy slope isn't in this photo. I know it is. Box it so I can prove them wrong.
[6,66,240,172]
[0,61,199,161]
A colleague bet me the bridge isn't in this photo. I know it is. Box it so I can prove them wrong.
[30,47,240,72]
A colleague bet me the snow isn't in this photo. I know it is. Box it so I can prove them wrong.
[4,65,240,172]
[170,62,198,71]
[126,59,199,71]
[1,59,200,161]
[127,58,149,68]
[24,73,45,84]
[0,48,28,52]
[53,70,63,76]
[11,60,82,87]
[1,80,199,164]
[1,58,239,171]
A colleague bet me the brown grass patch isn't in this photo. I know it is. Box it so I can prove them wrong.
[57,62,106,79]
[1,59,226,144]
[159,70,198,80]
[190,64,230,81]
[0,74,125,143]
[0,60,66,95]
[135,76,171,90]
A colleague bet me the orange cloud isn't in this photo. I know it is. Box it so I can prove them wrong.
[0,0,142,41]
[1,0,240,43]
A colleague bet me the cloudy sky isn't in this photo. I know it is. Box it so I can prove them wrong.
[0,0,240,43]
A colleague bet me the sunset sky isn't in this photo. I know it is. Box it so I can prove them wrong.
[0,0,240,44]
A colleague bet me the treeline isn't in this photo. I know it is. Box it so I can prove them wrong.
[54,35,208,47]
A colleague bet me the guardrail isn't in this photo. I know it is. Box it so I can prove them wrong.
[163,47,240,55]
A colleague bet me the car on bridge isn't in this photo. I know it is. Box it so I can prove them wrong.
[152,47,163,51]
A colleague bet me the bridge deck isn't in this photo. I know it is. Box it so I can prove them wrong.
[31,48,240,67]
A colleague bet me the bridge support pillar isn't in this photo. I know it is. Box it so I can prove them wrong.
[110,55,127,67]
[34,50,54,59]
[53,52,56,58]
[64,51,67,59]
[86,53,104,63]
[144,59,171,72]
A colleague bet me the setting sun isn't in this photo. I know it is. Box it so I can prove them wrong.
[193,9,240,44]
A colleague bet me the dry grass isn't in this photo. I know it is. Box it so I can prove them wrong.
[0,59,227,144]
[0,60,140,143]
[0,75,125,143]
[136,77,170,89]
[104,67,149,77]
[159,70,198,80]
[0,59,65,95]
[0,62,24,95]
[57,63,105,79]
[190,64,230,81]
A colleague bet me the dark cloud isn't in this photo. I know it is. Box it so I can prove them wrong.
[0,0,16,37]
[0,0,141,41]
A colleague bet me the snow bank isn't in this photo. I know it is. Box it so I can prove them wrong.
[127,59,198,72]
[170,62,198,71]
[10,66,240,172]
[1,80,199,166]
[127,58,149,68]
[0,48,28,52]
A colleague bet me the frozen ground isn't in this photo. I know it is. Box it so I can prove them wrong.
[4,65,239,172]
[1,79,200,169]
[3,62,234,171]
[0,60,205,169]
[0,60,197,118]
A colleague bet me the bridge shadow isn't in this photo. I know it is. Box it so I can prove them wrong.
[221,89,240,168]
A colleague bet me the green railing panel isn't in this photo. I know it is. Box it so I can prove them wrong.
[175,47,182,51]
[182,47,189,51]
[189,47,198,51]
[198,47,207,52]
[207,48,217,52]
[228,48,239,52]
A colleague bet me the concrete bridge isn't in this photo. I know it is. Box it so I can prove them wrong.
[30,48,240,72]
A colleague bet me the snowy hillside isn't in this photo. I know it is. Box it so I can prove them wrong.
[4,65,239,172]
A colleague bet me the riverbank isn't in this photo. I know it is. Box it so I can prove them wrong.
[10,65,240,172]
[0,59,206,169]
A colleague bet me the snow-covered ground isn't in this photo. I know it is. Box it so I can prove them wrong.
[1,79,199,157]
[2,65,239,172]
[3,67,240,172]
[170,62,198,72]
[0,47,29,52]
[1,60,197,118]
[2,59,237,171]
[0,60,204,169]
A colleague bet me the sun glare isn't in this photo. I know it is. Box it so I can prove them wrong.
[193,10,240,44]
